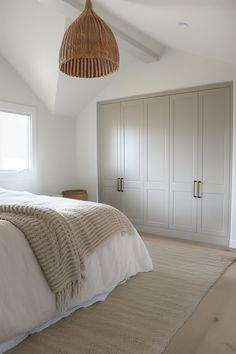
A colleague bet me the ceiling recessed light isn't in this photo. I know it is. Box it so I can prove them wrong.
[178,22,189,28]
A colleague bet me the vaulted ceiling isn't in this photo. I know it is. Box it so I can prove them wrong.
[0,0,235,117]
[92,0,236,64]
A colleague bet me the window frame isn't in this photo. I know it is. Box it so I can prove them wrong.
[0,101,36,175]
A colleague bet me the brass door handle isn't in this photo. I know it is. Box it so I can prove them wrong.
[193,180,197,198]
[117,178,121,192]
[121,178,124,192]
[197,181,202,198]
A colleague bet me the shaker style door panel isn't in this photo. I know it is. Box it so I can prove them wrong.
[103,187,122,211]
[197,88,231,236]
[99,103,121,205]
[120,100,144,225]
[122,189,144,224]
[144,96,170,228]
[169,93,198,232]
[121,100,144,185]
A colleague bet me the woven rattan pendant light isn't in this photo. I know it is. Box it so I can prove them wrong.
[59,0,120,78]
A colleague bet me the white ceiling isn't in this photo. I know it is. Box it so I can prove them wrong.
[0,0,235,117]
[0,0,135,116]
[0,0,65,112]
[90,0,236,65]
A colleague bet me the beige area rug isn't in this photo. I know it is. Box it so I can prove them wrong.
[8,238,236,354]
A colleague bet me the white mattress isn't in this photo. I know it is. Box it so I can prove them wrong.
[0,189,153,353]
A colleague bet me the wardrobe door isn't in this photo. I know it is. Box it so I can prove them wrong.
[99,103,122,210]
[197,88,231,238]
[169,93,198,232]
[120,100,144,225]
[144,96,170,228]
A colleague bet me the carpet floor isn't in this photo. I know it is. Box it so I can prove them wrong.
[8,237,236,354]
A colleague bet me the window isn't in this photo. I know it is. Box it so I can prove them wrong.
[0,102,34,172]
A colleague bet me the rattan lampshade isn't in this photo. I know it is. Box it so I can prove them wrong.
[59,0,120,78]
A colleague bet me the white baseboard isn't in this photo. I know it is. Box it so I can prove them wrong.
[229,240,236,249]
[135,224,229,247]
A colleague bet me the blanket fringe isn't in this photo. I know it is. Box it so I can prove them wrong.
[56,279,82,313]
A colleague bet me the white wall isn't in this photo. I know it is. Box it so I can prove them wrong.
[0,54,78,195]
[76,48,236,244]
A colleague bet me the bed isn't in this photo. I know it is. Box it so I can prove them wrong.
[0,188,153,353]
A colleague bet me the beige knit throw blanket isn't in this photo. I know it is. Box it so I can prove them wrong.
[0,203,134,312]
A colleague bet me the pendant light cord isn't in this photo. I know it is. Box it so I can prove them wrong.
[85,0,92,9]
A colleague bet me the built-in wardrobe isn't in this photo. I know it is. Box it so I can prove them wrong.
[98,83,232,246]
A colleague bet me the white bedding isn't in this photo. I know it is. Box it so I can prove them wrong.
[0,189,153,352]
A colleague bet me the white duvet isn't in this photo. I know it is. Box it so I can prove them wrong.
[0,189,153,352]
